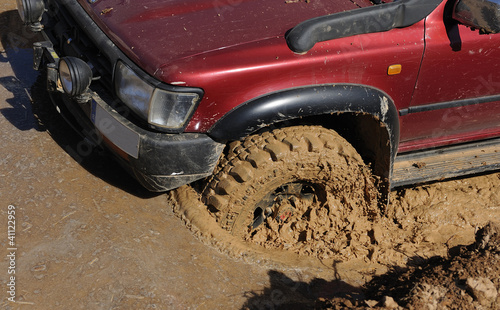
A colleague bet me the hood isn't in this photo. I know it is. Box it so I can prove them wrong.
[78,0,374,79]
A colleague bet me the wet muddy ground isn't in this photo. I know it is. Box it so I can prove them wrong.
[1,1,499,309]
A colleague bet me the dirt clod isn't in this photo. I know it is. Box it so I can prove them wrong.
[475,222,500,252]
[381,296,400,309]
[413,162,427,169]
[466,277,497,307]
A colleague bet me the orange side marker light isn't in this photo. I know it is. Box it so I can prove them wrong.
[388,64,402,75]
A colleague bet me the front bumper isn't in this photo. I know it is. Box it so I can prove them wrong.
[35,42,224,192]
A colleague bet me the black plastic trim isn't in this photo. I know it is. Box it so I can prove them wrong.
[399,93,500,116]
[209,84,400,157]
[55,81,224,192]
[286,0,442,53]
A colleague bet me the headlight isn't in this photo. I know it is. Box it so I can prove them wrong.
[114,61,201,131]
[115,61,154,121]
[16,0,45,31]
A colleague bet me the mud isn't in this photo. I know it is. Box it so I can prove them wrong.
[174,169,500,263]
[171,174,500,309]
[243,192,377,261]
[171,171,500,281]
[241,180,382,262]
[317,222,500,309]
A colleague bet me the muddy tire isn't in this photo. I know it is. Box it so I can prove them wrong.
[203,126,379,258]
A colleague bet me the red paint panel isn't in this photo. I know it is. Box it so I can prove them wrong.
[166,23,425,132]
[400,1,500,150]
[78,0,373,77]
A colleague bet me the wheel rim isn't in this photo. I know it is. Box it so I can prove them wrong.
[250,181,326,230]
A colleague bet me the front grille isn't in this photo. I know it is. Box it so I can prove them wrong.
[42,0,114,90]
[40,0,151,129]
[39,0,205,134]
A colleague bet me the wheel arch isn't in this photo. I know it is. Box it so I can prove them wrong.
[208,84,400,198]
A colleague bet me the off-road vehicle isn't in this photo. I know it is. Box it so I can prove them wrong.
[18,0,500,238]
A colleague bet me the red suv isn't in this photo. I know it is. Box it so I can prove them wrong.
[18,0,500,235]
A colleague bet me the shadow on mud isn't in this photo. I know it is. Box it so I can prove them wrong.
[240,256,448,309]
[241,269,364,309]
[243,222,500,310]
[0,10,157,198]
[0,10,40,131]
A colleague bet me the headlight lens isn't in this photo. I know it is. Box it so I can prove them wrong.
[114,61,200,131]
[115,61,154,120]
[59,60,72,93]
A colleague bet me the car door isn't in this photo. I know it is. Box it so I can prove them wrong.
[398,0,500,152]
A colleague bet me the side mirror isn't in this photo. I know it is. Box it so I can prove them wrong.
[453,0,500,33]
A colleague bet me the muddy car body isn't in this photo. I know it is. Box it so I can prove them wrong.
[18,0,500,235]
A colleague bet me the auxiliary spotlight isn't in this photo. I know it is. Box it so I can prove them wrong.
[16,0,45,31]
[58,57,93,100]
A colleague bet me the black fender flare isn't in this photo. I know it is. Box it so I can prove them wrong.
[209,84,400,160]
